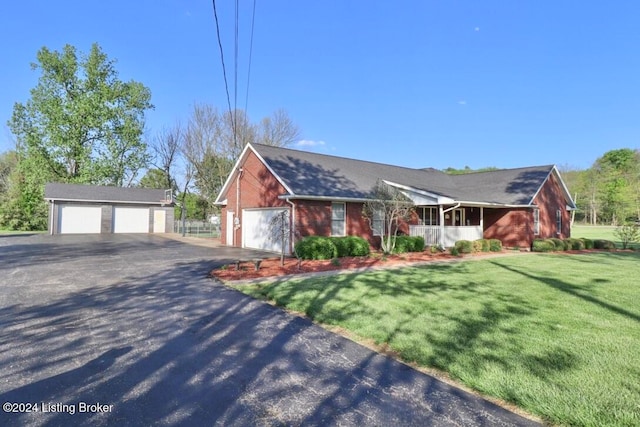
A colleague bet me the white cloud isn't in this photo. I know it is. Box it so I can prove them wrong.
[296,139,326,147]
[474,27,480,32]
[458,100,467,106]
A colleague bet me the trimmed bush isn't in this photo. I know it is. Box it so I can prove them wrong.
[330,237,351,258]
[411,236,426,252]
[532,239,555,252]
[489,239,503,252]
[450,246,460,256]
[581,238,594,249]
[294,236,338,260]
[326,236,371,257]
[594,239,616,250]
[474,239,491,252]
[454,240,474,254]
[550,238,568,251]
[565,238,585,250]
[392,235,424,254]
[345,236,370,256]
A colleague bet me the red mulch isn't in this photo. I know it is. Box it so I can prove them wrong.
[210,251,466,282]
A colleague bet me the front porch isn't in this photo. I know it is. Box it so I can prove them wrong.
[409,225,483,248]
[408,205,485,247]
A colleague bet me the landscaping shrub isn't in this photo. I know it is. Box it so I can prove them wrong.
[449,246,460,256]
[581,238,594,249]
[429,245,443,254]
[329,237,351,258]
[454,240,474,254]
[564,238,585,250]
[294,236,338,260]
[532,239,555,252]
[593,239,616,250]
[550,238,568,251]
[411,236,426,252]
[474,239,491,252]
[392,235,424,253]
[488,239,503,252]
[345,236,370,256]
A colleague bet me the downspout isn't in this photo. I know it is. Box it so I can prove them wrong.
[285,197,296,255]
[235,167,243,246]
[440,202,461,247]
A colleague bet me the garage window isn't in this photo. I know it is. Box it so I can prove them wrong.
[331,202,345,236]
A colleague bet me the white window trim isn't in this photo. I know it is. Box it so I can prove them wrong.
[331,202,346,236]
[556,209,562,235]
[533,209,540,235]
[372,209,385,236]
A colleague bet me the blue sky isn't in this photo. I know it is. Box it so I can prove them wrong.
[1,1,639,171]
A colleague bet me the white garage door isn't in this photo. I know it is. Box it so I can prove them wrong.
[113,207,149,233]
[58,205,102,234]
[242,208,290,253]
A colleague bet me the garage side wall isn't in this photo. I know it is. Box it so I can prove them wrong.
[220,150,290,247]
[533,172,571,239]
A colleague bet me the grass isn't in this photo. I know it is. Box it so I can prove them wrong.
[237,252,640,426]
[572,224,640,249]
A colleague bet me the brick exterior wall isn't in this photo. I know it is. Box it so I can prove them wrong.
[483,208,533,248]
[483,172,571,248]
[532,172,571,239]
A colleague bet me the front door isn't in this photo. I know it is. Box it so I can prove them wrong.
[226,211,235,246]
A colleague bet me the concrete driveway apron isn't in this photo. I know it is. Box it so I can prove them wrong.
[0,234,540,426]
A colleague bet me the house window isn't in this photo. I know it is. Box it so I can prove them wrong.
[372,209,384,236]
[533,209,540,235]
[419,207,439,225]
[331,202,345,236]
[556,209,562,235]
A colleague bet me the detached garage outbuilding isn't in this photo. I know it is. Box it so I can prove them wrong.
[44,183,174,235]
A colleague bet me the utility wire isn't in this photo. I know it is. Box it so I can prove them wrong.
[244,0,257,117]
[211,0,235,147]
[233,0,239,147]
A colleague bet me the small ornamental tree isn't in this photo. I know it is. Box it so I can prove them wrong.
[362,180,415,254]
[268,210,291,266]
[613,222,640,249]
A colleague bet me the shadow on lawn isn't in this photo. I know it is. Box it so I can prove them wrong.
[489,254,640,323]
[257,261,580,384]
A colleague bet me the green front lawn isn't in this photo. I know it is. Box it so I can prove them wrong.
[237,253,640,426]
[572,224,640,249]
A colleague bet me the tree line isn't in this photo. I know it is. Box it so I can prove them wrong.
[0,43,299,230]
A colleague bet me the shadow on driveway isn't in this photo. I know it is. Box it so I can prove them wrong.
[0,235,539,426]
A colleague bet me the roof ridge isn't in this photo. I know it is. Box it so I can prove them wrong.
[251,143,449,176]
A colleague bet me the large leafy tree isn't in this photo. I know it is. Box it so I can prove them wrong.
[4,43,153,229]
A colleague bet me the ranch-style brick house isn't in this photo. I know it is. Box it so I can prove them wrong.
[215,143,576,253]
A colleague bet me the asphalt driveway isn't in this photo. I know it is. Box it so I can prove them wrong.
[0,234,539,426]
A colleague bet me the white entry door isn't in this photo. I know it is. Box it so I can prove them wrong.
[226,211,235,246]
[153,209,166,233]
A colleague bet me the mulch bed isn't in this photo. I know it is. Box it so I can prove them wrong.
[210,251,473,282]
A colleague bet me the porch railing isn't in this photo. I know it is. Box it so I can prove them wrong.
[409,225,483,247]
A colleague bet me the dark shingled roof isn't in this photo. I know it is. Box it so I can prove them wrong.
[44,183,170,204]
[252,144,556,206]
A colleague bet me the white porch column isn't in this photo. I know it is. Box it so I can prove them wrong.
[439,205,445,247]
[480,207,484,234]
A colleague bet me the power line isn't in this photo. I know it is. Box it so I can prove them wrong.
[211,0,235,147]
[233,0,239,147]
[244,0,257,116]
